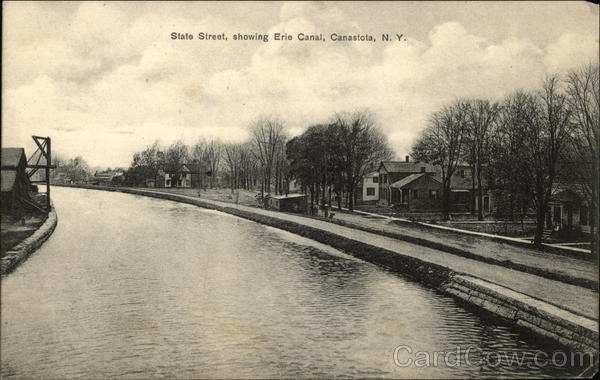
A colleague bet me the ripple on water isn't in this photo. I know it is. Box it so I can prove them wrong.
[0,188,589,378]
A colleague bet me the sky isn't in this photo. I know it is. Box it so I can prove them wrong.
[3,1,599,168]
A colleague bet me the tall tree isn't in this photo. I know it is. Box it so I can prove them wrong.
[250,116,286,198]
[489,93,535,222]
[204,139,222,188]
[565,63,599,254]
[532,76,572,246]
[497,79,572,246]
[412,100,469,220]
[464,99,500,220]
[331,111,393,211]
[165,140,189,185]
[223,143,243,191]
[190,138,207,189]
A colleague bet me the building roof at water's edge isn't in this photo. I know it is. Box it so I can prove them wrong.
[1,148,26,169]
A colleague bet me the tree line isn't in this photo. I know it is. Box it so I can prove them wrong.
[411,63,599,249]
[124,110,393,213]
[287,111,392,213]
[124,118,290,196]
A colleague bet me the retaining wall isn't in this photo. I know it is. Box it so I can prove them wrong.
[444,275,598,352]
[1,207,58,276]
[55,185,599,352]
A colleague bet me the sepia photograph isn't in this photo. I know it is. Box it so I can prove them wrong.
[1,1,599,378]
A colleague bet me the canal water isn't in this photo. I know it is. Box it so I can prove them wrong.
[1,188,584,378]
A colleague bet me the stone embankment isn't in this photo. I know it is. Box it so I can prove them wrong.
[56,185,599,352]
[444,275,597,352]
[1,207,58,276]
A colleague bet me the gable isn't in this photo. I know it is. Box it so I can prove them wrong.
[1,148,26,169]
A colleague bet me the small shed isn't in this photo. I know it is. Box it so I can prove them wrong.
[1,148,32,216]
[547,187,584,231]
[268,194,307,213]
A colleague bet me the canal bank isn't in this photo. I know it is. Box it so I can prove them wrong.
[56,185,598,353]
[1,206,58,276]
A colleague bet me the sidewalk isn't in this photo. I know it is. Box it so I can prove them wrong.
[353,208,592,255]
[138,188,598,320]
[327,209,598,288]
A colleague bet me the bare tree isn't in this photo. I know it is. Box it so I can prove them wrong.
[498,77,572,246]
[565,63,599,253]
[464,99,500,220]
[489,92,536,223]
[205,139,222,188]
[165,140,190,186]
[222,143,243,191]
[331,111,393,211]
[139,140,162,174]
[412,100,469,220]
[239,142,259,191]
[250,116,286,198]
[190,138,207,189]
[532,76,572,246]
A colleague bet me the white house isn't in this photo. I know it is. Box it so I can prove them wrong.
[362,171,379,202]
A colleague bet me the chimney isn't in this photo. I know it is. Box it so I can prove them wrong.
[405,155,410,162]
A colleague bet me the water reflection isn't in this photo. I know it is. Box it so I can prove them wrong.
[1,188,586,378]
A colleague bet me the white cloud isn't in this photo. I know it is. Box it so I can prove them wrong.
[544,32,599,72]
[2,2,598,167]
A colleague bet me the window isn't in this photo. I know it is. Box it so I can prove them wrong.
[429,190,438,199]
[373,176,379,183]
[483,196,490,212]
[460,169,465,178]
[366,187,375,196]
[420,167,426,173]
[413,189,419,199]
[382,174,388,183]
[166,180,171,187]
[580,206,588,225]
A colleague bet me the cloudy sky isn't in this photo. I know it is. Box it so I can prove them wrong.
[3,1,598,168]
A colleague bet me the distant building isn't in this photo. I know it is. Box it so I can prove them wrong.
[377,156,436,206]
[90,169,124,185]
[361,171,379,203]
[547,184,590,233]
[1,148,32,216]
[390,173,442,211]
[288,179,302,193]
[155,164,192,188]
[267,194,307,213]
[440,165,493,214]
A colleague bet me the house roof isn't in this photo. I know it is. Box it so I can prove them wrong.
[379,160,436,174]
[1,170,17,192]
[390,173,441,189]
[270,194,307,200]
[431,169,489,190]
[552,183,587,202]
[1,148,26,169]
[163,164,192,173]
